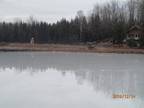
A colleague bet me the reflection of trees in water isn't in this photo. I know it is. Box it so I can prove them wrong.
[74,70,141,94]
[68,69,144,100]
[0,52,144,98]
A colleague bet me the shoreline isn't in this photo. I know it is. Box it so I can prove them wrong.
[0,43,144,54]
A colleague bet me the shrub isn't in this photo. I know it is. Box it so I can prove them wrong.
[127,39,138,48]
[139,37,144,48]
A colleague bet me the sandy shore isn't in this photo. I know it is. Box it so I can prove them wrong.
[0,43,144,54]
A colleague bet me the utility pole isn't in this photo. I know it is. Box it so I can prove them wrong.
[80,21,83,42]
[77,10,84,42]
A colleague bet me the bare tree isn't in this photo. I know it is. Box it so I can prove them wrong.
[127,0,137,26]
[27,15,37,25]
[138,0,144,25]
[77,10,85,42]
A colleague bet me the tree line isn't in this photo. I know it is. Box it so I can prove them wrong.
[0,0,144,45]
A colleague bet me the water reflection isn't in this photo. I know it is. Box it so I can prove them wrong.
[0,52,144,108]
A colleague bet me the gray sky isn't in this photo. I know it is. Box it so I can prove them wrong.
[0,0,124,23]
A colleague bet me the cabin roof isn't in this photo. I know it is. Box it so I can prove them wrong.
[128,25,143,33]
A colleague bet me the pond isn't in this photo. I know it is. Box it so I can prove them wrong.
[0,52,144,108]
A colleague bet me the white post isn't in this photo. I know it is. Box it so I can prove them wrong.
[30,37,34,45]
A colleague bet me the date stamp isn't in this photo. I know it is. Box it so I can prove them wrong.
[112,94,136,100]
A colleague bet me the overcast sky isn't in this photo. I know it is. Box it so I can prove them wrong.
[0,0,125,23]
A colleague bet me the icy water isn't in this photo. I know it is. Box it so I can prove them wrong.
[0,52,144,108]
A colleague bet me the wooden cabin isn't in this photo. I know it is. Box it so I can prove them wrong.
[127,25,144,40]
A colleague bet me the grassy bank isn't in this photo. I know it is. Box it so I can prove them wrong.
[0,43,144,54]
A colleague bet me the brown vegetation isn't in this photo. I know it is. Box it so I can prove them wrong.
[0,43,144,54]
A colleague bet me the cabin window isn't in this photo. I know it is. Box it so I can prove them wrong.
[131,34,134,37]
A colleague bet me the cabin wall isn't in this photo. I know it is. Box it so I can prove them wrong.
[127,30,144,40]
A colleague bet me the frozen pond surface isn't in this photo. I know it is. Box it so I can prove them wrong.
[0,52,144,108]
